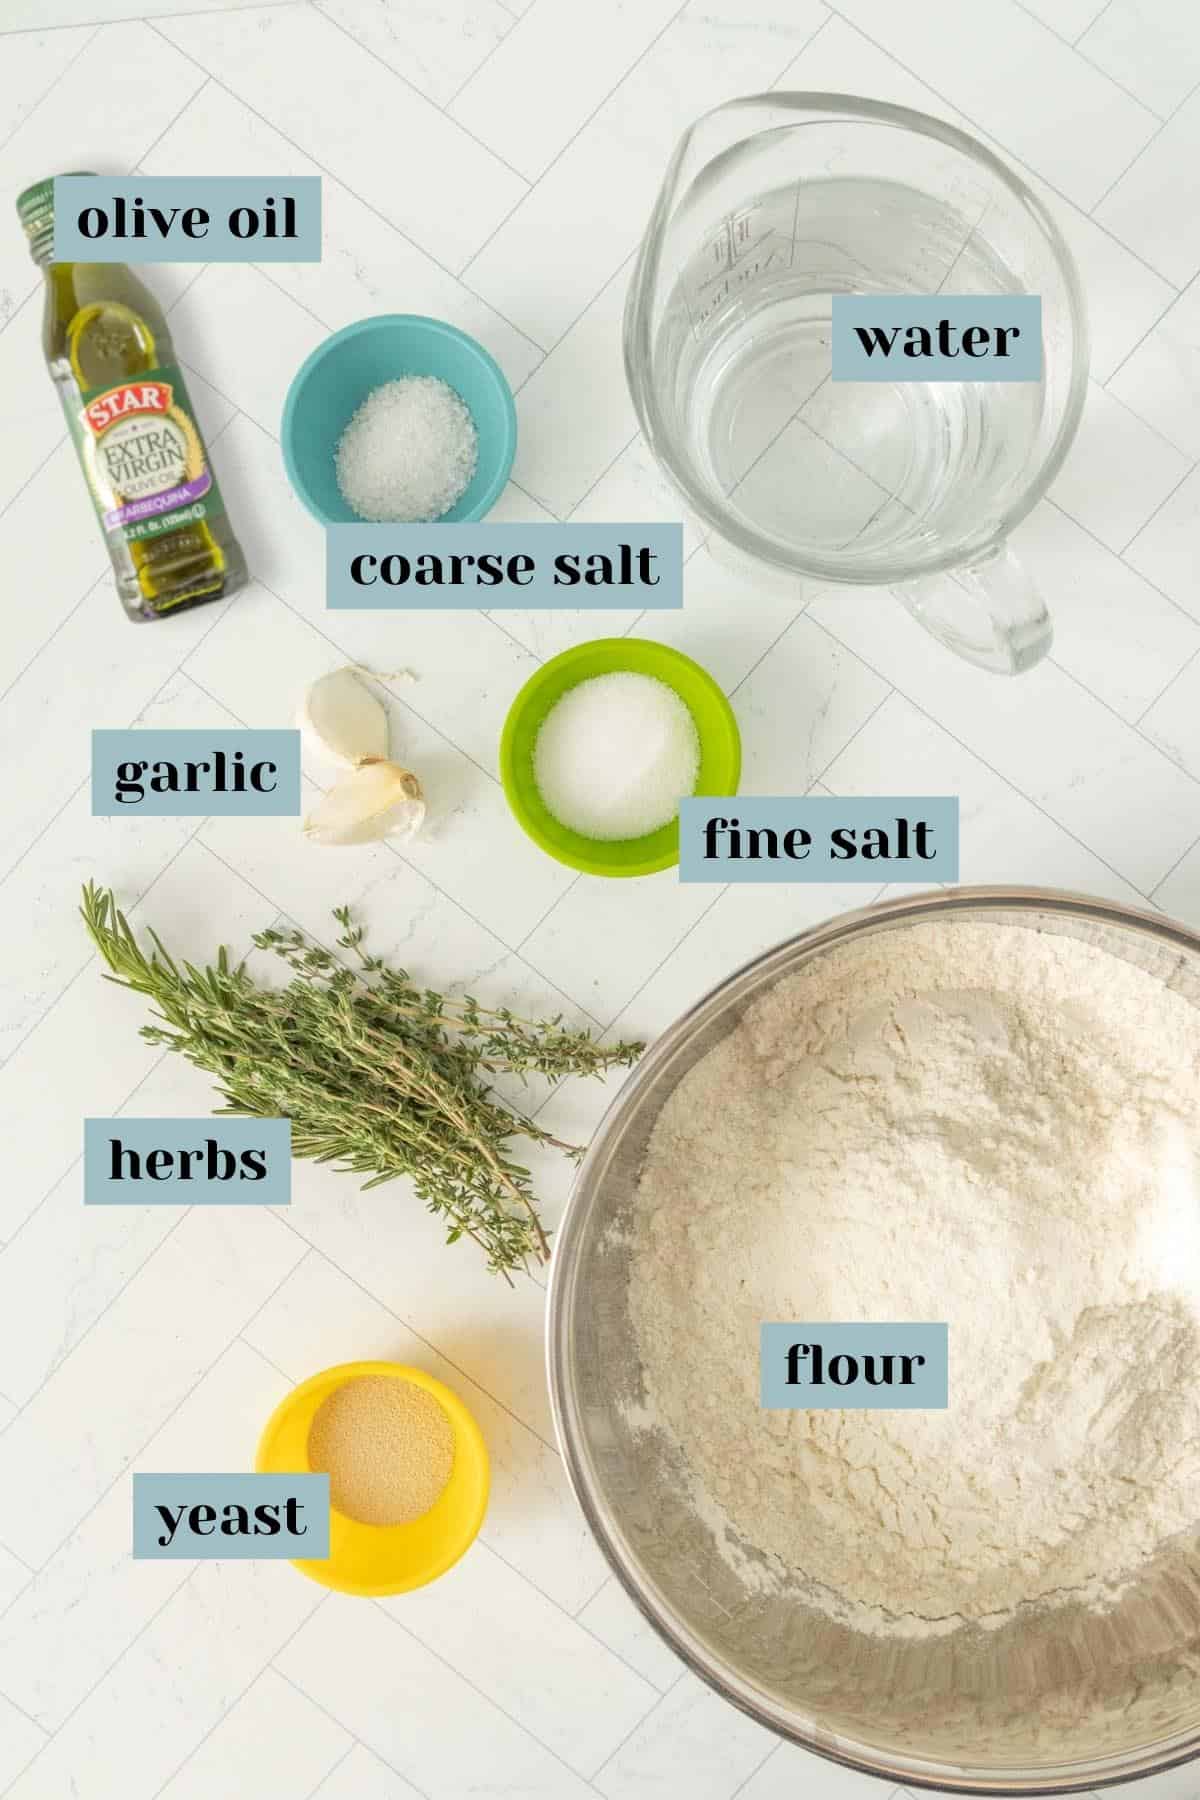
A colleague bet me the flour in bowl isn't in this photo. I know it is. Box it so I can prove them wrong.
[627,917,1200,1638]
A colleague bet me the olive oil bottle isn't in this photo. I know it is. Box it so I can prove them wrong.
[18,174,247,622]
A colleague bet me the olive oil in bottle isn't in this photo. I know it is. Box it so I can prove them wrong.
[17,174,247,622]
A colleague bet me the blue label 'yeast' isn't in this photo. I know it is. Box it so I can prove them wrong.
[133,1474,329,1559]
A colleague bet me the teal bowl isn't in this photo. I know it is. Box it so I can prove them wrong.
[281,314,516,525]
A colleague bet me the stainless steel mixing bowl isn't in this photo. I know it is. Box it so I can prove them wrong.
[547,887,1200,1794]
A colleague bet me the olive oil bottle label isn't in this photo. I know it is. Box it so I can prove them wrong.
[68,362,226,546]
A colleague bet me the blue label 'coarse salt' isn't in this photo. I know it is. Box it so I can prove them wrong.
[533,672,700,841]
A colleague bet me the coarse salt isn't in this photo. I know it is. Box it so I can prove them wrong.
[533,671,700,841]
[335,375,478,523]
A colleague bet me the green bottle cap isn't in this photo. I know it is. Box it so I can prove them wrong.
[16,172,96,261]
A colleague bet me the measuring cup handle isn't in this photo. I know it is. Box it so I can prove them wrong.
[891,545,1052,675]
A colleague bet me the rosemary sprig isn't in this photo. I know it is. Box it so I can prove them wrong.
[80,883,642,1280]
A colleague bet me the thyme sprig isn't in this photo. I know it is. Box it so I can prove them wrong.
[80,883,642,1279]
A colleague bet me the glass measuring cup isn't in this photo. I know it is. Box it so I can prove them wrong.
[624,95,1089,675]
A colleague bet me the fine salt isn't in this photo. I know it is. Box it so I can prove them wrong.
[335,375,478,523]
[533,671,700,840]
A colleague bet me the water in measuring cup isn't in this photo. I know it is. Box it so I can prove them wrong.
[658,177,1044,568]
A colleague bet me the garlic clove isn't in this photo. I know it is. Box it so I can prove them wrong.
[303,758,426,847]
[297,667,389,769]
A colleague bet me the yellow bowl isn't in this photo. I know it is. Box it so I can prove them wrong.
[255,1360,489,1596]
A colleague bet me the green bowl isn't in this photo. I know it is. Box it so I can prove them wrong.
[499,638,741,878]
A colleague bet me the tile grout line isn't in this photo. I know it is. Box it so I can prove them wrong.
[0,1683,48,1742]
[271,1664,437,1800]
[1134,643,1200,727]
[312,4,533,188]
[0,610,238,1049]
[1088,108,1173,216]
[0,509,237,890]
[1150,826,1200,900]
[300,1736,356,1800]
[457,0,692,290]
[1115,462,1199,560]
[0,1040,180,1365]
[440,0,522,109]
[145,1600,330,1800]
[1042,626,1200,785]
[370,1591,643,1792]
[1069,32,1174,125]
[821,0,1183,289]
[130,69,211,171]
[0,0,302,37]
[0,1213,193,1477]
[0,20,101,156]
[589,1666,688,1784]
[726,1736,787,1800]
[1101,282,1185,392]
[0,803,211,1074]
[0,1228,310,1602]
[0,1569,204,1798]
[1075,0,1113,44]
[0,575,101,708]
[1093,368,1200,467]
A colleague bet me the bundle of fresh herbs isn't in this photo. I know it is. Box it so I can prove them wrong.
[81,883,642,1279]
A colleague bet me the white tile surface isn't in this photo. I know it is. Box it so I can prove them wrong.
[1041,381,1191,552]
[155,5,527,272]
[592,1672,775,1798]
[1124,462,1200,617]
[156,1668,349,1799]
[833,0,1158,209]
[740,1745,905,1798]
[1008,500,1200,720]
[315,0,515,107]
[449,0,680,181]
[380,1544,657,1776]
[806,590,1200,891]
[1096,88,1200,284]
[576,1578,685,1693]
[309,1743,426,1799]
[7,1563,321,1799]
[1080,0,1200,118]
[1139,650,1200,776]
[1108,275,1200,457]
[278,1596,598,1798]
[0,1207,302,1565]
[0,1341,288,1731]
[4,1,1200,1795]
[463,0,825,346]
[0,1696,44,1793]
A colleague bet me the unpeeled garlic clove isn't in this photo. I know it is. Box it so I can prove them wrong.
[303,758,426,847]
[297,666,389,769]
